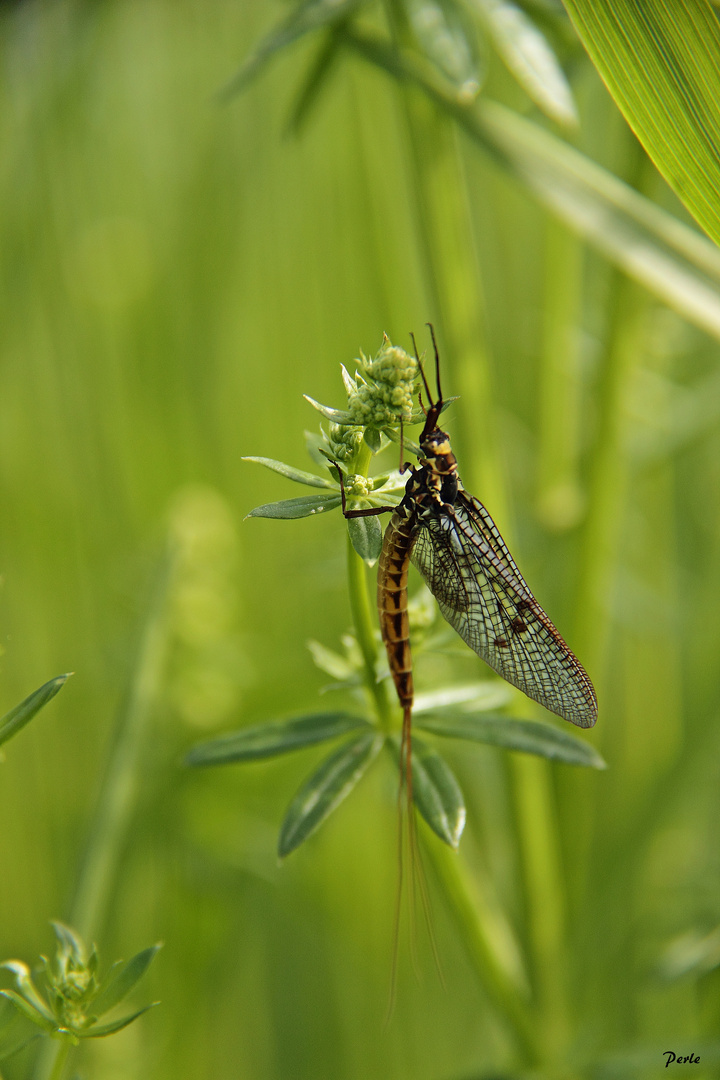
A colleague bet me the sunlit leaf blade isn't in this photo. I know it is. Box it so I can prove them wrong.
[245,493,342,519]
[84,1002,158,1038]
[395,735,466,847]
[306,640,354,680]
[242,456,335,489]
[344,28,720,342]
[0,674,71,748]
[91,945,161,1019]
[220,0,365,99]
[0,964,54,1023]
[658,926,720,981]
[563,0,720,247]
[415,712,606,767]
[278,732,383,857]
[347,513,383,563]
[410,0,482,99]
[186,712,371,767]
[472,0,577,125]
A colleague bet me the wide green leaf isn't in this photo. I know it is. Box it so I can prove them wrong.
[186,712,371,767]
[0,674,71,748]
[563,0,720,247]
[347,513,383,563]
[415,712,606,767]
[345,28,720,342]
[278,732,383,856]
[245,493,342,519]
[242,456,335,489]
[91,945,161,1018]
[391,735,466,848]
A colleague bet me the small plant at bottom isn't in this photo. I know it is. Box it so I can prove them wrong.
[0,922,160,1069]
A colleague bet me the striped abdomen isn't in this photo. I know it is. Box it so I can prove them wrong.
[377,508,416,709]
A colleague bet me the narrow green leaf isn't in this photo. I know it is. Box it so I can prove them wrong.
[563,0,720,247]
[91,945,161,1019]
[0,963,54,1024]
[344,28,720,342]
[472,0,577,125]
[306,640,354,680]
[0,997,40,1061]
[242,456,335,489]
[411,0,482,98]
[303,394,355,424]
[415,712,606,767]
[220,0,365,99]
[347,513,383,563]
[278,732,383,857]
[245,493,342,519]
[0,992,55,1035]
[395,735,466,848]
[413,681,514,714]
[186,712,371,767]
[0,674,72,748]
[83,1002,158,1038]
[288,28,344,134]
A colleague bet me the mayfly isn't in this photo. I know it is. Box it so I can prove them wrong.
[338,325,597,819]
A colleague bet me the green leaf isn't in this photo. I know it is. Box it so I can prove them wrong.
[220,0,365,99]
[0,963,54,1024]
[242,456,335,489]
[91,945,161,1019]
[401,735,466,848]
[186,712,371,767]
[245,493,342,519]
[344,28,720,343]
[0,992,55,1035]
[413,680,514,714]
[411,0,482,99]
[363,426,382,452]
[278,732,383,857]
[472,0,577,126]
[415,712,606,767]
[306,640,354,680]
[288,28,344,134]
[0,996,40,1061]
[563,0,720,247]
[83,1002,158,1038]
[0,673,72,748]
[347,513,383,562]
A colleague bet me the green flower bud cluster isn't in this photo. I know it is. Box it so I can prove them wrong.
[328,422,364,461]
[346,339,418,429]
[345,474,373,498]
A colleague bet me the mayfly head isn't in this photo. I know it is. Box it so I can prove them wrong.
[411,324,449,455]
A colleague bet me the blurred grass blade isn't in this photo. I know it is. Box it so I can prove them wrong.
[186,712,371,766]
[245,493,342,519]
[288,28,344,134]
[344,27,720,341]
[278,732,383,857]
[415,712,606,767]
[91,945,162,1018]
[413,681,514,713]
[563,0,720,246]
[242,456,335,489]
[347,513,383,563]
[0,673,71,748]
[471,0,577,125]
[220,0,365,99]
[391,734,466,847]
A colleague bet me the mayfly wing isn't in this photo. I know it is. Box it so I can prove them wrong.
[409,491,598,729]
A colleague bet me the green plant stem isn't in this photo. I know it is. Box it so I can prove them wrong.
[45,1040,70,1080]
[347,436,393,732]
[426,839,541,1067]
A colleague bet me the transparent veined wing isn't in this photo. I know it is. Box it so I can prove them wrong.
[409,490,597,728]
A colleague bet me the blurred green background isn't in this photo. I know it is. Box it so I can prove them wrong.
[1,1,720,1078]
